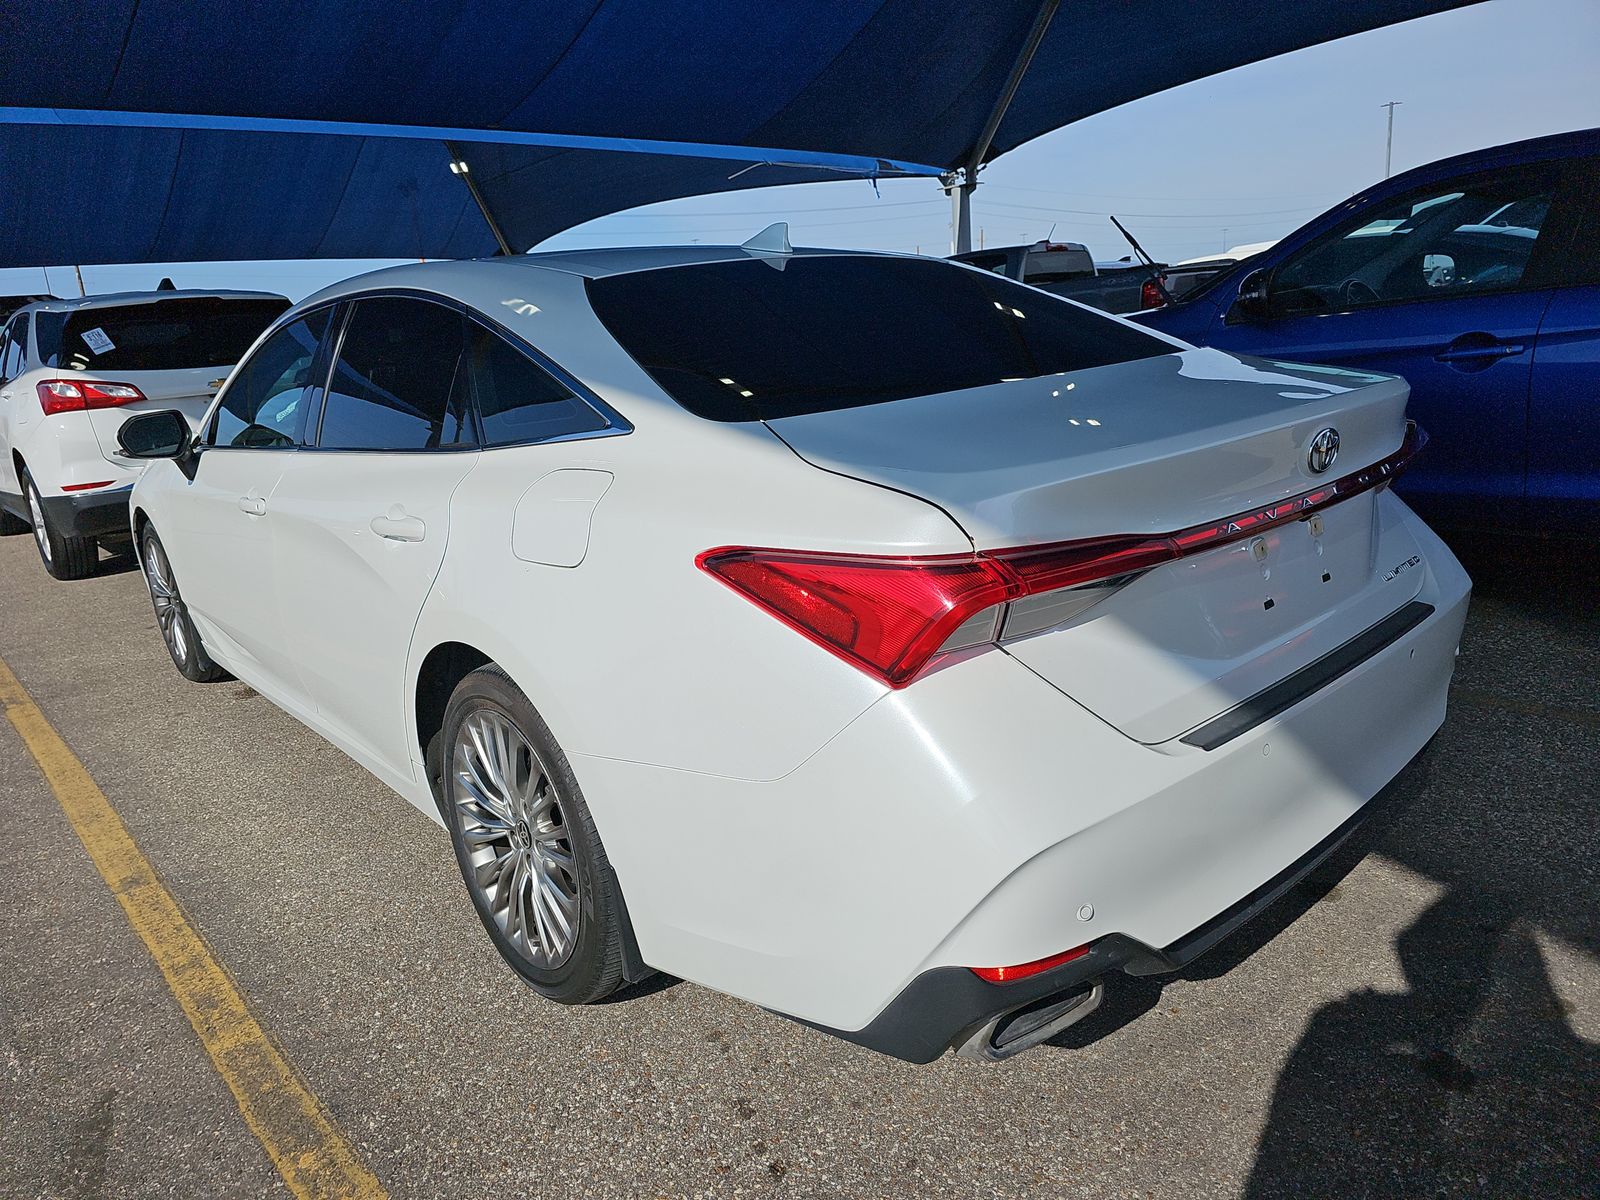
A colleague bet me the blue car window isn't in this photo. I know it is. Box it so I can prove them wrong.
[1271,170,1557,316]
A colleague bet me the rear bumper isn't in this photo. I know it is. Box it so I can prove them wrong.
[573,495,1471,1051]
[808,737,1434,1063]
[39,485,134,541]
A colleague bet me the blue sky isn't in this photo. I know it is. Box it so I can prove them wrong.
[3,0,1596,301]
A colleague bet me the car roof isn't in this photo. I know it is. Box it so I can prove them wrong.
[295,245,912,309]
[12,289,289,318]
[1382,126,1600,190]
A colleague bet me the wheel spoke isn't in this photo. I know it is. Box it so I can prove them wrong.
[461,821,511,848]
[475,846,514,891]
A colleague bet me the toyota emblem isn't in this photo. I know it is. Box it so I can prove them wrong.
[1307,427,1340,474]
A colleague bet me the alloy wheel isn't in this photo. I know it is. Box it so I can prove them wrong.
[452,709,581,968]
[143,537,189,665]
[27,484,50,564]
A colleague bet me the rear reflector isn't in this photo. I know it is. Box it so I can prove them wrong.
[971,944,1090,983]
[37,379,147,415]
[700,422,1425,688]
[60,480,116,492]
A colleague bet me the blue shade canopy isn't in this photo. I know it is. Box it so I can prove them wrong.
[0,0,1480,267]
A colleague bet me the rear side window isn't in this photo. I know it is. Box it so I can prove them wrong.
[586,255,1172,421]
[317,298,472,451]
[208,310,331,449]
[0,315,26,380]
[41,297,289,372]
[456,322,609,446]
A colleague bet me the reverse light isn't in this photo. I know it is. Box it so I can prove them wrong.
[37,379,147,415]
[700,423,1425,689]
[971,944,1090,983]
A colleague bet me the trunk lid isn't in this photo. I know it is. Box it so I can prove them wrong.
[768,347,1425,743]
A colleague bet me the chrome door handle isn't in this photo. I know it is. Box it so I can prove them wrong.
[371,511,426,542]
[237,495,267,516]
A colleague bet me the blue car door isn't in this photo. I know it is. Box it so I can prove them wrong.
[1527,158,1600,535]
[1196,162,1571,531]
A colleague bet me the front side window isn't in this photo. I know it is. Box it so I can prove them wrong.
[41,297,289,372]
[1269,169,1557,317]
[207,310,331,448]
[586,255,1172,422]
[317,298,471,451]
[456,322,609,446]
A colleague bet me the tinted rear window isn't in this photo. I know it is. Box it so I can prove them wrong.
[585,255,1172,421]
[39,297,289,372]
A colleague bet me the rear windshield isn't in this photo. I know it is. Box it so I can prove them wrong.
[585,255,1173,421]
[36,297,289,373]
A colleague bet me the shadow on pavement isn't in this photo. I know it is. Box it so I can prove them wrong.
[1054,536,1600,1193]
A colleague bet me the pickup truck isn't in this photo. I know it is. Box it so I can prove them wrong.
[952,241,1250,314]
[951,242,1160,313]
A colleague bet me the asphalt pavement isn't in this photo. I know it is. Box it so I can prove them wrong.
[0,529,1594,1199]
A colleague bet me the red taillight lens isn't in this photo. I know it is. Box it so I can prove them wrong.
[971,944,1090,983]
[1139,277,1167,310]
[37,379,146,415]
[696,547,1022,688]
[701,424,1425,688]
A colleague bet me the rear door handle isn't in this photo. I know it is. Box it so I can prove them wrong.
[237,495,267,516]
[371,509,426,542]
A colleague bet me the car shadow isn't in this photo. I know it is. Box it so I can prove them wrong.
[1052,536,1599,1193]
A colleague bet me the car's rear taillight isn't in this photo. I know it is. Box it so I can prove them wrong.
[37,379,147,415]
[1139,276,1167,310]
[701,424,1425,689]
[695,547,1023,688]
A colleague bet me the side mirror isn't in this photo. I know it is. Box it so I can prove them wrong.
[1227,268,1271,325]
[118,409,192,459]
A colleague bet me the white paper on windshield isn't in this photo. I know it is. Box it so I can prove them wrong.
[80,327,115,355]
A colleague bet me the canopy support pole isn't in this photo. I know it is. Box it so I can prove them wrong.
[948,0,1061,254]
[948,177,975,255]
[444,141,515,256]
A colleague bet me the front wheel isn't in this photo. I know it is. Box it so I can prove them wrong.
[442,666,625,1005]
[140,525,228,682]
[24,469,95,580]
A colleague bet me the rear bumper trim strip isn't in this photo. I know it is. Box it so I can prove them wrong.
[1180,599,1436,752]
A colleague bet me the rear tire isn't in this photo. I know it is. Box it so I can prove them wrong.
[24,469,96,580]
[441,666,625,1005]
[140,525,228,682]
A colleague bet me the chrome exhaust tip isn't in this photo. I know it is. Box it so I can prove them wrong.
[956,979,1103,1062]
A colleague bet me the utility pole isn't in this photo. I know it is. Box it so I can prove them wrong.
[1381,100,1403,178]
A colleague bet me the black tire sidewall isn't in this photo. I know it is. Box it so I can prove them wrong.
[24,471,93,580]
[441,667,623,1004]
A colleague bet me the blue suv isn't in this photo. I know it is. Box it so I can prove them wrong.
[1137,129,1600,535]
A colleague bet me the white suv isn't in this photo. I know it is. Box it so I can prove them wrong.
[0,290,288,578]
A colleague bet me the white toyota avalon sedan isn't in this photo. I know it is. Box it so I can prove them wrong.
[120,243,1469,1062]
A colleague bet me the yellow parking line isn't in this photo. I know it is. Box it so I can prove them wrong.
[0,656,385,1200]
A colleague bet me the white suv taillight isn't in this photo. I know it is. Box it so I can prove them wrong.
[37,379,147,415]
